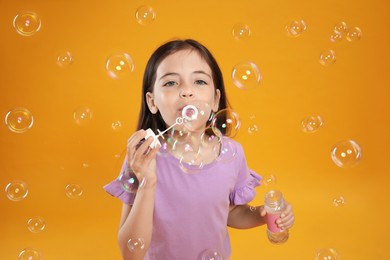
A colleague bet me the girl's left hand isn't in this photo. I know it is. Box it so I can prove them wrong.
[260,201,295,230]
[276,201,294,230]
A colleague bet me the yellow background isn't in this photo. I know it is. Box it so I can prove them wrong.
[1,0,390,259]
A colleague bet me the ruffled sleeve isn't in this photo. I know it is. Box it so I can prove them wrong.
[229,169,261,205]
[228,139,262,205]
[103,158,136,205]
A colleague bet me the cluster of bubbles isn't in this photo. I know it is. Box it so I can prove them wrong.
[9,7,362,259]
[321,21,362,66]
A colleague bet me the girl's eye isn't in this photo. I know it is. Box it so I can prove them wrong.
[195,80,207,85]
[163,81,177,87]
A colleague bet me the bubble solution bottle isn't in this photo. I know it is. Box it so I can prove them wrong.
[264,190,289,244]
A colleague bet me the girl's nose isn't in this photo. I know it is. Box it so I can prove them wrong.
[179,88,194,99]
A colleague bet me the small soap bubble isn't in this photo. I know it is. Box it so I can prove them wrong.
[330,31,342,42]
[18,248,41,260]
[315,248,340,260]
[118,171,144,193]
[300,115,324,133]
[5,107,34,133]
[127,238,145,252]
[179,150,204,174]
[211,109,241,138]
[232,23,251,40]
[200,130,221,150]
[135,5,156,25]
[13,11,41,36]
[232,61,261,90]
[248,124,259,134]
[106,52,135,79]
[249,206,257,212]
[57,51,73,67]
[332,196,346,207]
[285,20,307,37]
[319,50,336,66]
[65,184,83,199]
[201,249,224,260]
[333,21,349,35]
[73,106,92,126]
[346,27,362,42]
[5,180,28,201]
[331,140,362,168]
[27,216,46,233]
[260,174,277,186]
[216,139,237,163]
[112,120,122,131]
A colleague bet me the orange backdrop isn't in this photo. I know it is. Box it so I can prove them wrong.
[1,0,390,259]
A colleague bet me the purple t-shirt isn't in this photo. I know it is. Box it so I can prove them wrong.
[104,137,261,260]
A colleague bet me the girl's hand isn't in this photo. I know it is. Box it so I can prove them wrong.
[127,129,160,189]
[259,201,295,230]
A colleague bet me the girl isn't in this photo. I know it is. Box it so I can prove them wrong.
[104,39,295,260]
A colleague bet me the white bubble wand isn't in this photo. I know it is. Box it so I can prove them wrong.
[145,105,198,148]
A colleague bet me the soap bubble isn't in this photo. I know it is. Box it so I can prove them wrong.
[333,21,349,35]
[260,174,277,186]
[346,27,362,42]
[73,106,92,126]
[106,52,135,79]
[300,115,324,133]
[285,20,307,37]
[331,140,362,168]
[232,23,251,40]
[248,124,259,134]
[201,249,224,260]
[179,150,204,174]
[211,109,241,138]
[18,248,41,260]
[127,238,145,252]
[216,139,237,163]
[27,216,46,233]
[13,11,41,36]
[5,107,34,133]
[135,5,156,25]
[111,120,122,131]
[57,51,73,67]
[332,196,346,207]
[232,61,261,90]
[315,248,340,260]
[330,31,342,42]
[319,50,336,66]
[118,171,145,193]
[5,180,28,201]
[65,184,83,199]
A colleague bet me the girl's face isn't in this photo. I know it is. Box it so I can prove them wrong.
[146,49,220,131]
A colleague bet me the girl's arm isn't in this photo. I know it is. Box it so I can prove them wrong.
[227,202,294,230]
[227,204,266,229]
[118,180,156,260]
[117,131,159,260]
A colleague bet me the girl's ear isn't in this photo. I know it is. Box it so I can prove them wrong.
[213,89,221,112]
[146,92,158,114]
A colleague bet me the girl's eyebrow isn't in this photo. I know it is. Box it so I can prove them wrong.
[158,71,211,81]
[158,72,179,81]
[193,70,211,79]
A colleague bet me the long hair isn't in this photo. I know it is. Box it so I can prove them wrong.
[137,39,231,133]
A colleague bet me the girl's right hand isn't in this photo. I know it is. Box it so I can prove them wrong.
[126,129,160,189]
